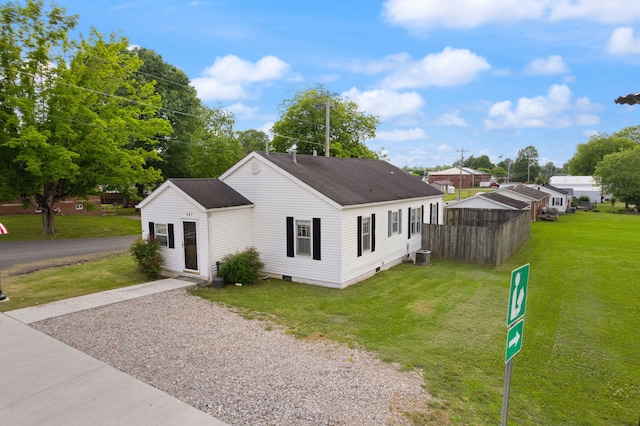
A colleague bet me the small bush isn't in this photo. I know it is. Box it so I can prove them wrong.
[130,237,163,279]
[219,247,264,285]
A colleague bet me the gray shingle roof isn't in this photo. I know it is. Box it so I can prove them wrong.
[541,184,570,195]
[170,178,253,209]
[505,184,549,201]
[256,152,443,206]
[480,192,529,209]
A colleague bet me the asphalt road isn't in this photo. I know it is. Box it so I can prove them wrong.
[0,236,139,270]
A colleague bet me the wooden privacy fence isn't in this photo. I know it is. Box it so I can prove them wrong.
[422,208,530,266]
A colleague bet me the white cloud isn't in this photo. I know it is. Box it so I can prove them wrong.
[607,27,640,55]
[259,122,274,137]
[376,128,427,141]
[226,102,260,119]
[379,48,490,89]
[382,0,640,32]
[192,55,290,101]
[382,0,544,31]
[434,111,468,127]
[342,88,425,118]
[485,84,598,129]
[524,55,569,75]
[438,144,452,152]
[548,1,640,24]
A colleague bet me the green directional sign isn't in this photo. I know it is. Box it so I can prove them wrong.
[507,263,529,327]
[505,319,524,363]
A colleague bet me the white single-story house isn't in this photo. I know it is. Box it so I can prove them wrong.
[445,191,529,210]
[137,151,445,289]
[494,185,549,220]
[548,176,608,203]
[529,184,572,214]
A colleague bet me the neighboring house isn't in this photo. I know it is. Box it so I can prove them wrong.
[548,176,608,203]
[0,196,102,216]
[426,167,490,188]
[495,185,549,220]
[445,192,529,211]
[529,184,572,214]
[138,151,445,289]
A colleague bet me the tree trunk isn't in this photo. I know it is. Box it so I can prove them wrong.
[41,206,56,235]
[27,183,59,235]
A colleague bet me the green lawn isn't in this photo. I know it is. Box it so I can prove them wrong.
[193,211,640,425]
[0,253,148,312]
[0,213,141,241]
[1,210,636,424]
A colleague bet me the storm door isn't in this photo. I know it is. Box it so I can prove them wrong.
[183,221,198,271]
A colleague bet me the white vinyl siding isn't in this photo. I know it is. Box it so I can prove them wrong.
[139,186,210,279]
[222,157,340,287]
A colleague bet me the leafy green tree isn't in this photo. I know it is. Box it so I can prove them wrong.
[0,0,170,234]
[131,48,203,178]
[595,146,640,209]
[472,155,494,170]
[237,129,270,154]
[567,132,636,176]
[512,146,540,183]
[189,106,244,177]
[465,155,493,170]
[271,84,379,158]
[613,125,640,144]
[491,166,507,179]
[537,161,557,184]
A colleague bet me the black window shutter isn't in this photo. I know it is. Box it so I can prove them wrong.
[421,205,424,228]
[148,221,155,238]
[429,204,433,224]
[357,216,362,257]
[371,214,376,252]
[312,218,321,260]
[388,210,392,237]
[168,223,175,249]
[407,207,411,239]
[286,217,294,257]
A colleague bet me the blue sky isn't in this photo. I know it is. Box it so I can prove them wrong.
[58,0,640,168]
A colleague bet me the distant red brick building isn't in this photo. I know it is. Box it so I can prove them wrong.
[0,196,102,216]
[427,167,491,188]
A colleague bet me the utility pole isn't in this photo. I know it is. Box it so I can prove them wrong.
[325,91,330,157]
[456,148,467,201]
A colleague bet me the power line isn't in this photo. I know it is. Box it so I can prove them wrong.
[12,68,203,119]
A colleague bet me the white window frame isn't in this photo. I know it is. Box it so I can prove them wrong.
[410,207,422,236]
[552,197,563,206]
[155,223,168,246]
[392,211,399,234]
[296,220,311,256]
[362,216,371,252]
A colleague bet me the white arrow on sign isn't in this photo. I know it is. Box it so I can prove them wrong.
[509,272,525,322]
[508,330,521,348]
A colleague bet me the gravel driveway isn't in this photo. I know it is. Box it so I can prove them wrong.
[32,288,431,425]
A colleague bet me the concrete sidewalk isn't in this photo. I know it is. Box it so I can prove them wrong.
[0,279,229,426]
